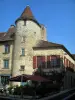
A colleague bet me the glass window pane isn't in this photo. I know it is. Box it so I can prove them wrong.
[22,48,25,56]
[4,60,9,68]
[5,44,10,53]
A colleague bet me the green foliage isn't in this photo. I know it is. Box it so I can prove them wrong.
[8,86,14,94]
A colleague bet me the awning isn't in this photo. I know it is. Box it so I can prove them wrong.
[9,74,31,82]
[9,74,50,82]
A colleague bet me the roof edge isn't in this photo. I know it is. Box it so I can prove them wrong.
[33,45,75,61]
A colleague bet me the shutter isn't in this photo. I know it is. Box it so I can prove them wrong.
[33,56,37,69]
[57,55,60,66]
[42,56,45,62]
[69,61,71,68]
[67,60,69,67]
[37,56,42,68]
[66,59,68,67]
[47,56,50,68]
[42,56,45,68]
[47,56,50,61]
[64,57,66,67]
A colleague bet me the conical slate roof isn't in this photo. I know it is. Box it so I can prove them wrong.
[15,6,41,27]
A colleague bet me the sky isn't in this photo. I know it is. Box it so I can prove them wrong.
[0,0,75,54]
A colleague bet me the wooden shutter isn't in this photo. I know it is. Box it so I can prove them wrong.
[66,59,68,67]
[57,55,60,66]
[42,56,45,68]
[64,57,66,67]
[68,60,70,67]
[37,56,42,68]
[33,56,37,69]
[47,56,50,61]
[47,56,50,68]
[42,56,45,62]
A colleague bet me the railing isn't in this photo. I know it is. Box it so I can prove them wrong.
[38,87,75,100]
[0,88,75,100]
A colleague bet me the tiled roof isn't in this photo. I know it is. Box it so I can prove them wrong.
[33,40,62,48]
[0,26,15,42]
[33,40,75,61]
[15,6,41,27]
[20,5,34,18]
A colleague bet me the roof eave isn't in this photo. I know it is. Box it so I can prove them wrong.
[33,46,75,61]
[15,17,41,27]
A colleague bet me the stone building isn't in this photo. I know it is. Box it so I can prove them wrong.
[0,6,75,88]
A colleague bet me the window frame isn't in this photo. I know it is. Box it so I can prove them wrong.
[50,56,58,67]
[21,36,25,43]
[21,48,25,56]
[1,76,10,85]
[3,59,9,69]
[20,65,25,71]
[4,44,10,54]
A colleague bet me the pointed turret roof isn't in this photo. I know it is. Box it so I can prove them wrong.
[20,6,34,18]
[15,6,41,27]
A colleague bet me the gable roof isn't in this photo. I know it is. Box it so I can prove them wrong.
[15,6,41,27]
[33,40,75,61]
[0,26,15,42]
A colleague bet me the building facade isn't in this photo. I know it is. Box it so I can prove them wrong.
[0,6,75,88]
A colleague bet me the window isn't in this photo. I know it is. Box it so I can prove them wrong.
[21,48,25,56]
[4,44,10,53]
[21,36,25,42]
[37,56,42,68]
[20,66,25,71]
[37,56,46,68]
[47,56,51,68]
[4,59,9,68]
[1,76,10,85]
[51,56,57,67]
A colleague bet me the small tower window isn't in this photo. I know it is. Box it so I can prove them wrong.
[21,36,25,42]
[20,65,25,71]
[21,48,25,56]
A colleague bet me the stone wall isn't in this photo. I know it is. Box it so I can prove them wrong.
[0,42,13,75]
[12,20,42,78]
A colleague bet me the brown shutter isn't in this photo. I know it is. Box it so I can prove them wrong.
[42,56,45,68]
[57,55,60,66]
[42,56,45,62]
[47,56,50,68]
[66,59,68,67]
[68,60,70,67]
[64,57,66,67]
[47,56,50,61]
[33,56,37,69]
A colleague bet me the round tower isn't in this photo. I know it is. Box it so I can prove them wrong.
[12,6,41,84]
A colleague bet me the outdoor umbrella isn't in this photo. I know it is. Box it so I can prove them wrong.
[29,75,50,82]
[9,74,31,82]
[9,74,50,82]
